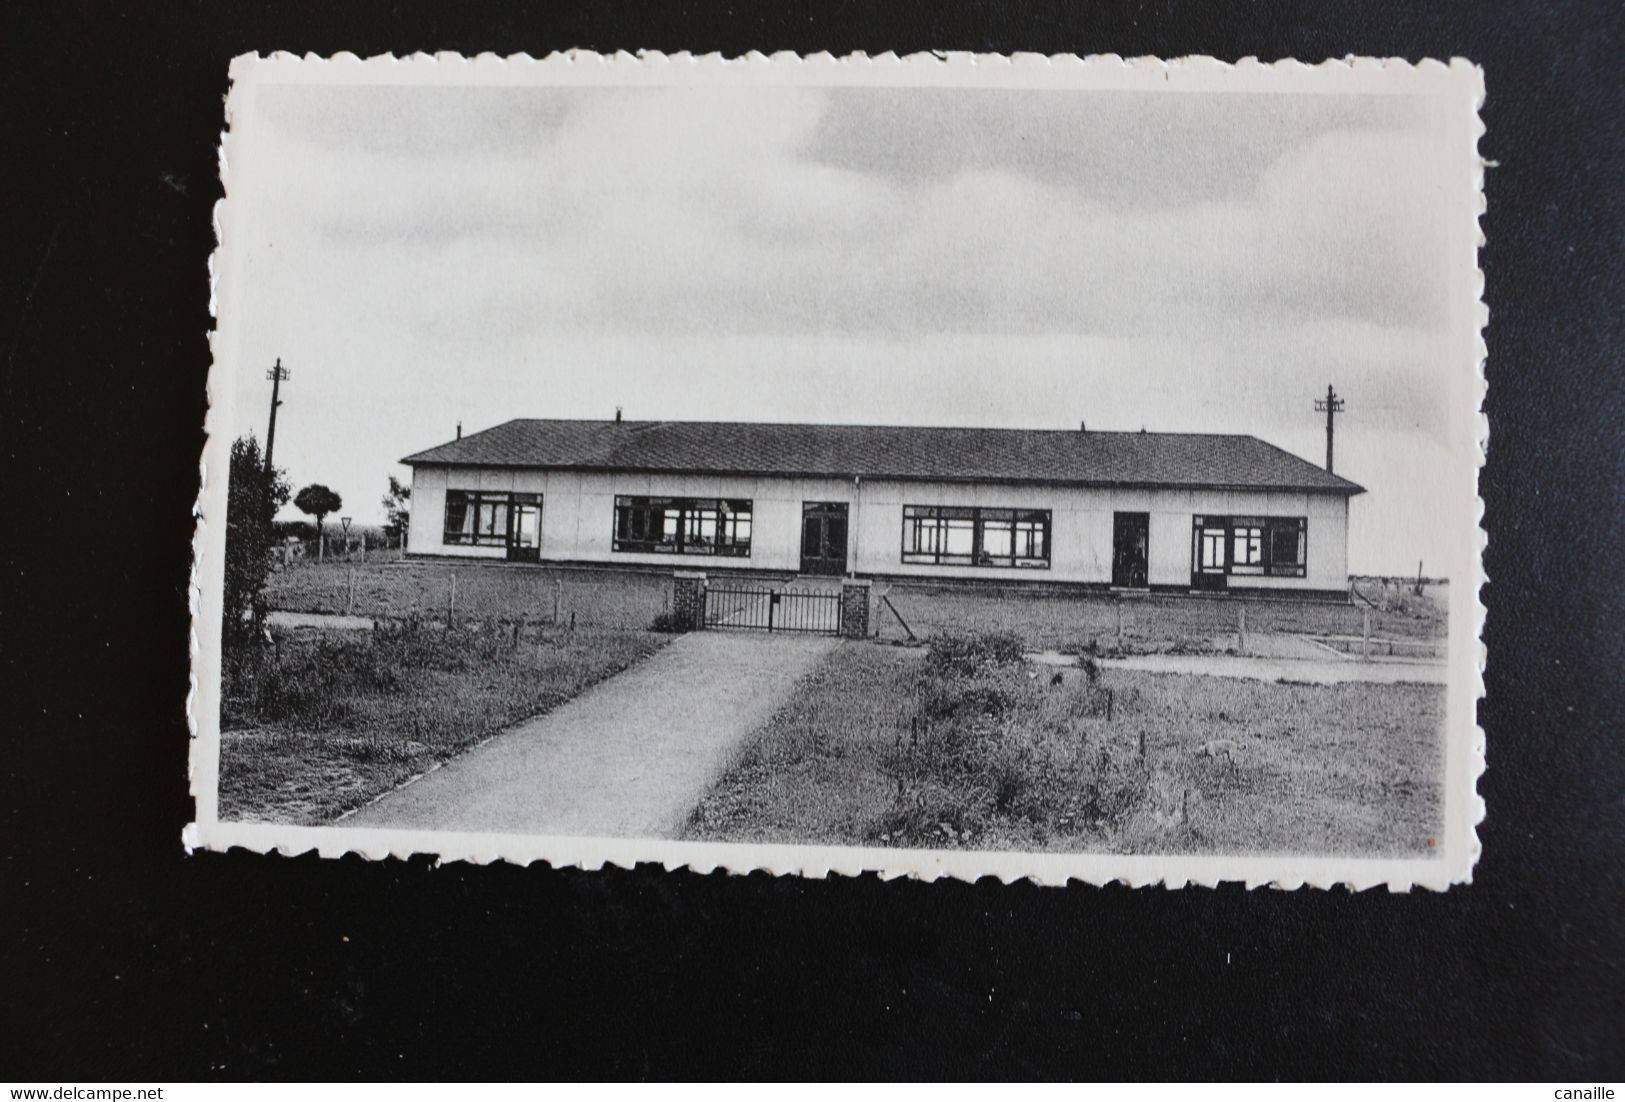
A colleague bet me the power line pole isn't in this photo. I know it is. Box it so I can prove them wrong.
[264,358,290,475]
[1314,383,1345,473]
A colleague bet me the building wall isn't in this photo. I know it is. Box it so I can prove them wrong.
[408,465,1350,590]
[408,465,853,572]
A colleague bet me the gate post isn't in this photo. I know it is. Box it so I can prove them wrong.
[673,571,708,631]
[839,579,872,638]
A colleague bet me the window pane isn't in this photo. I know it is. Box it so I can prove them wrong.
[826,517,846,554]
[981,522,1013,559]
[445,493,470,541]
[1270,527,1300,564]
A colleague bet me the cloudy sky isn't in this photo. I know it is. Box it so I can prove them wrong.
[227,81,1460,574]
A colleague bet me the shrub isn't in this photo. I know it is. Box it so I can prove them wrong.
[650,611,691,634]
[222,435,289,650]
[873,638,1151,848]
[921,665,1024,720]
[926,630,1027,675]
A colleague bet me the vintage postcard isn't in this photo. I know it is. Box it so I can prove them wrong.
[188,51,1486,889]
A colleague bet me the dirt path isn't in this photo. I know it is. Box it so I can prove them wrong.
[343,631,838,838]
[1029,649,1446,685]
[266,610,375,630]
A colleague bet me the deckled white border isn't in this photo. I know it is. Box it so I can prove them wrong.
[187,50,1487,891]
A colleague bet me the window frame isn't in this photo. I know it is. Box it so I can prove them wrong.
[444,489,526,547]
[900,504,1052,569]
[612,495,753,557]
[1193,514,1307,578]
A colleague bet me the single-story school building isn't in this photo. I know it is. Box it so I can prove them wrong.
[401,418,1365,598]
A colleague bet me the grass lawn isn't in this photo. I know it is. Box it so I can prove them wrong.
[218,623,668,824]
[264,560,679,631]
[685,639,1445,857]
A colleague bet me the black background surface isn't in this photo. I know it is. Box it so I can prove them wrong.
[3,0,1622,1082]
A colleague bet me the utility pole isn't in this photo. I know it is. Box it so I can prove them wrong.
[264,358,290,475]
[1314,384,1345,473]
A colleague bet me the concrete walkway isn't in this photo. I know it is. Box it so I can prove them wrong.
[344,630,838,837]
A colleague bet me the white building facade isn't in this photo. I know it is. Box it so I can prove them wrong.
[403,419,1362,598]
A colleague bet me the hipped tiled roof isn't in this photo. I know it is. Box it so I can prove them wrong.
[402,419,1365,495]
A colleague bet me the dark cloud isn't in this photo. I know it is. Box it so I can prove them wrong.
[802,88,1435,206]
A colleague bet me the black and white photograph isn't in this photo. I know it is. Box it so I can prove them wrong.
[190,53,1485,888]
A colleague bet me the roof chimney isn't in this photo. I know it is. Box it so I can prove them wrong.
[1079,420,1086,432]
[615,406,623,423]
[456,421,462,440]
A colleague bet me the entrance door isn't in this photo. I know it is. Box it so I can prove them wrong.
[1191,515,1228,591]
[507,494,541,563]
[1111,512,1150,588]
[800,502,849,576]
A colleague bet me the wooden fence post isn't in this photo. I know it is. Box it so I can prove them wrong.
[1361,608,1371,659]
[1238,606,1248,654]
[554,578,562,624]
[448,574,457,630]
[1116,601,1124,648]
[346,569,355,616]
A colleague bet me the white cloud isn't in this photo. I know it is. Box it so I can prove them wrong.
[227,84,1459,574]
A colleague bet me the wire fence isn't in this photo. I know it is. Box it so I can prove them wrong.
[264,559,674,633]
[262,558,1449,656]
[872,579,1449,656]
[271,533,407,566]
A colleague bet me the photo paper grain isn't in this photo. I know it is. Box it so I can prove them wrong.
[188,52,1486,889]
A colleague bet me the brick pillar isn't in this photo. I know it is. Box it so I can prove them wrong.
[839,579,872,638]
[673,571,707,630]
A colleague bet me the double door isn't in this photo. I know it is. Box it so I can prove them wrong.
[800,502,849,576]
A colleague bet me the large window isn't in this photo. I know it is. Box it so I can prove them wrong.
[1195,515,1306,577]
[902,505,1051,568]
[444,490,519,546]
[613,496,752,556]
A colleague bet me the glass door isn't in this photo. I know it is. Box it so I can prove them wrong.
[507,494,541,563]
[1191,515,1228,591]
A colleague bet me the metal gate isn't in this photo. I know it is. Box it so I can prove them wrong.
[704,583,842,635]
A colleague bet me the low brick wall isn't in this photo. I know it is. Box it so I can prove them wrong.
[673,571,707,630]
[839,579,872,638]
